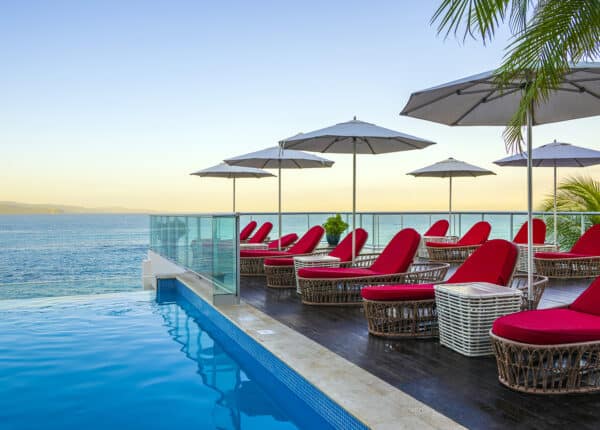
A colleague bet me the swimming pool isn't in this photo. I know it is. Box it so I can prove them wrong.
[0,288,358,430]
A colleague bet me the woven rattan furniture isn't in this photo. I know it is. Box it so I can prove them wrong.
[426,221,491,263]
[516,243,558,272]
[298,229,431,305]
[418,235,458,259]
[240,226,324,276]
[534,225,600,279]
[511,219,555,272]
[435,282,522,357]
[240,243,269,250]
[361,240,521,339]
[264,229,368,289]
[491,276,600,393]
[293,255,341,293]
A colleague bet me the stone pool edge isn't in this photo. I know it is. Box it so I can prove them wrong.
[173,271,463,430]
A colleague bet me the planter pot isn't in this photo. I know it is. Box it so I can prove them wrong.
[326,233,341,246]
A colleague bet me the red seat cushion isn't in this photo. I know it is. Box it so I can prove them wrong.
[247,222,273,243]
[534,251,587,259]
[370,228,420,274]
[286,226,325,254]
[297,267,380,279]
[447,239,518,286]
[571,224,600,255]
[268,233,298,249]
[492,309,600,345]
[240,221,257,241]
[426,241,463,248]
[569,277,600,316]
[361,284,435,301]
[240,250,289,258]
[329,228,368,262]
[513,218,547,244]
[457,221,491,246]
[263,257,294,266]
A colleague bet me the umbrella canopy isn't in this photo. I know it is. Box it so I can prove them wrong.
[494,140,600,243]
[224,147,334,248]
[281,117,436,260]
[408,158,495,235]
[190,163,274,212]
[401,62,600,306]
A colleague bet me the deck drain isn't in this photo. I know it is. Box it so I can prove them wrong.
[256,329,275,335]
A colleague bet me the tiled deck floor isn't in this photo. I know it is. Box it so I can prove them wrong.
[240,274,600,430]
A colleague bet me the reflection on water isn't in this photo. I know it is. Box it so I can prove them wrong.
[155,290,300,430]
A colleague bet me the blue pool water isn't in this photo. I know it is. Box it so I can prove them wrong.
[0,290,334,430]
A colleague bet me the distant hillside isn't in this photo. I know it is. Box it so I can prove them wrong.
[0,201,153,215]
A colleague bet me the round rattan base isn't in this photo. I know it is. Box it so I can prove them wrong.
[363,298,437,338]
[491,333,600,394]
[264,264,296,289]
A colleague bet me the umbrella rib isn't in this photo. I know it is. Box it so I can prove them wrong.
[564,80,600,100]
[293,159,302,168]
[321,137,343,153]
[364,138,376,154]
[451,89,496,125]
[401,79,485,114]
[484,88,520,103]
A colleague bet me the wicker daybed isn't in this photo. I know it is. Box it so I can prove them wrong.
[426,221,491,263]
[240,227,323,276]
[491,276,600,394]
[360,240,548,339]
[297,228,449,305]
[534,225,600,279]
[263,229,368,289]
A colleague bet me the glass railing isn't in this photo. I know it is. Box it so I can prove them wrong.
[150,214,239,299]
[240,211,600,251]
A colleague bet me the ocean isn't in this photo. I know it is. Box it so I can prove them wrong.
[0,214,148,300]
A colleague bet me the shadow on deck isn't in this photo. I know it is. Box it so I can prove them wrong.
[240,275,600,430]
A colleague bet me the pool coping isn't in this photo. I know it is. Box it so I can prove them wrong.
[173,271,464,430]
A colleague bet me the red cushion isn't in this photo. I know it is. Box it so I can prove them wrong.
[240,250,289,258]
[571,224,600,255]
[513,219,547,244]
[263,257,294,266]
[447,239,518,286]
[247,222,273,243]
[286,226,325,254]
[240,221,257,241]
[457,221,491,245]
[426,241,463,248]
[492,309,600,345]
[370,228,420,274]
[268,233,298,249]
[361,284,435,301]
[570,277,600,316]
[424,220,449,237]
[534,251,587,259]
[329,229,368,262]
[297,267,380,279]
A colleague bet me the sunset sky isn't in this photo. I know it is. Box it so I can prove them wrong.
[2,0,600,213]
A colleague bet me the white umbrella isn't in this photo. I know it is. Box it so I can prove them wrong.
[401,62,600,305]
[494,140,600,244]
[408,158,495,235]
[224,146,334,249]
[190,163,274,212]
[280,117,436,261]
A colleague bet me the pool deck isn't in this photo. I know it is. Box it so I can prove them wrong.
[240,274,600,430]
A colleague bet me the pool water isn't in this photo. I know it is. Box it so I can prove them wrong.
[0,291,332,430]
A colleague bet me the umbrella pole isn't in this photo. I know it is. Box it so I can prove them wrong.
[352,139,357,263]
[554,164,558,245]
[233,177,236,213]
[278,163,282,250]
[449,176,453,236]
[526,104,534,308]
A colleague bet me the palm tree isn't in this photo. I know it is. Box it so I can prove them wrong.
[432,0,600,151]
[540,176,600,249]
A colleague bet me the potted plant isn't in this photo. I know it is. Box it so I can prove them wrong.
[323,214,348,246]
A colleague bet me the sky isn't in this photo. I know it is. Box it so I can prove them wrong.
[1,0,600,213]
